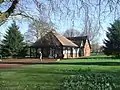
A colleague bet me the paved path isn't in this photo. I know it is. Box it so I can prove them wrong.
[0,58,56,69]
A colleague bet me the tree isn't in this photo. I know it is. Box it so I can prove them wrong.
[81,15,101,43]
[63,28,81,37]
[1,0,120,25]
[0,21,27,58]
[0,0,19,25]
[1,0,120,46]
[17,0,119,45]
[91,43,103,54]
[103,20,120,57]
[24,20,54,44]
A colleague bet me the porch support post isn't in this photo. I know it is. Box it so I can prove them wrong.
[41,48,43,59]
[72,47,73,58]
[67,47,68,58]
[54,47,56,59]
[76,48,77,58]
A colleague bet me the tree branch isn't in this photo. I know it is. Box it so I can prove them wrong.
[0,0,19,24]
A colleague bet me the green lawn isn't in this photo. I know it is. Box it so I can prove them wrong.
[60,55,120,63]
[1,57,120,90]
[60,58,120,63]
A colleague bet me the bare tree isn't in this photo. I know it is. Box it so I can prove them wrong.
[1,0,120,38]
[1,0,120,24]
[15,0,120,45]
[81,15,102,43]
[24,20,54,44]
[18,0,120,41]
[63,28,81,37]
[2,0,117,24]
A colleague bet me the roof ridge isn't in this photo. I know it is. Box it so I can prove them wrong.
[52,31,78,47]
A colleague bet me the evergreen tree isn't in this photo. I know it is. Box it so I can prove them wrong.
[103,20,120,57]
[1,21,27,58]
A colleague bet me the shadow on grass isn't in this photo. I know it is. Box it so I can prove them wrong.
[1,61,120,66]
[61,55,116,60]
[76,56,115,59]
[81,55,120,59]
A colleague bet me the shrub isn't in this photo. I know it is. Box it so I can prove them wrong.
[60,73,117,90]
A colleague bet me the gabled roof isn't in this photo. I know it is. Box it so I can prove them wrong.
[52,31,78,47]
[67,36,91,48]
[32,30,78,47]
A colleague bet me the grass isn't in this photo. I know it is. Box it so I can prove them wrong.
[59,55,120,63]
[60,58,120,63]
[0,55,120,90]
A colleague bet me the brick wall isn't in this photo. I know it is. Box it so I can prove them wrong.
[84,40,91,56]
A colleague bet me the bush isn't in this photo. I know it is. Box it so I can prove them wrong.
[60,73,117,90]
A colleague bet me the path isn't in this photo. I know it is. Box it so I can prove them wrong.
[0,58,56,69]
